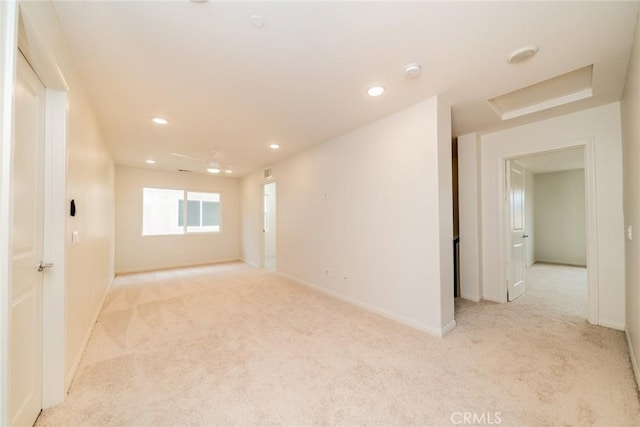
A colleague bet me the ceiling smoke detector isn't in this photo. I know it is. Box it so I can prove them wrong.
[507,45,539,64]
[404,63,421,79]
[250,15,265,28]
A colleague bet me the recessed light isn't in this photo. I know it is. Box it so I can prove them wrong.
[269,144,280,149]
[507,45,539,64]
[151,117,168,125]
[207,168,221,174]
[225,170,233,174]
[145,159,156,164]
[367,86,385,97]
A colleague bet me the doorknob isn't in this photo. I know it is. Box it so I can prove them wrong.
[37,261,54,272]
[522,234,529,239]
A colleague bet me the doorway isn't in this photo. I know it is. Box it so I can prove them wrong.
[263,182,277,271]
[505,147,589,317]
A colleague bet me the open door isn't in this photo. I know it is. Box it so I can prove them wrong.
[10,51,46,427]
[507,160,527,301]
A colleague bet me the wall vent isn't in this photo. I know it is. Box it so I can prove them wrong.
[264,168,272,179]
[178,169,193,173]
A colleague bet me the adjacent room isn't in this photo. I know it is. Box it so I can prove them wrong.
[1,1,640,426]
[513,148,589,318]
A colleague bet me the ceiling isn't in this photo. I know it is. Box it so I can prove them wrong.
[52,1,639,177]
[515,147,585,175]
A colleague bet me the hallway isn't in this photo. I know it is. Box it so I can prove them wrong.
[37,263,638,426]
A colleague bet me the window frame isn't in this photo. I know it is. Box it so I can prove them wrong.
[141,187,222,236]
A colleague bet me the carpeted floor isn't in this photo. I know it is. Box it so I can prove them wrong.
[36,262,639,426]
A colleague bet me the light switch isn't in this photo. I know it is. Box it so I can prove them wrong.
[72,231,80,247]
[627,226,633,241]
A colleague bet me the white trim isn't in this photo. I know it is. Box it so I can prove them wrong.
[278,272,456,338]
[114,258,241,276]
[0,2,19,425]
[241,258,260,268]
[597,320,624,331]
[41,89,67,408]
[499,140,599,324]
[262,181,277,271]
[626,329,640,390]
[583,142,599,325]
[440,320,457,337]
[65,276,114,388]
[460,293,481,303]
[15,2,70,409]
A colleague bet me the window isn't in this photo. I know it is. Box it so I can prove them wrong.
[143,188,221,236]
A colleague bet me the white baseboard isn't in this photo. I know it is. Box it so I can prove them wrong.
[626,329,640,390]
[440,319,457,337]
[65,274,115,390]
[599,319,625,331]
[241,258,261,268]
[115,258,241,276]
[278,272,455,338]
[460,293,481,302]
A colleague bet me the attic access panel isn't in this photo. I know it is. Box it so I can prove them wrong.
[488,65,593,120]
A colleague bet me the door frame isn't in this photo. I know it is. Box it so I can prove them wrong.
[0,2,68,424]
[262,181,277,271]
[501,140,598,325]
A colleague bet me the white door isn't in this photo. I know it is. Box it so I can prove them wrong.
[263,182,276,271]
[10,52,46,427]
[507,161,527,301]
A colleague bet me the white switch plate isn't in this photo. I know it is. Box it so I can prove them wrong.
[627,226,633,241]
[72,231,80,247]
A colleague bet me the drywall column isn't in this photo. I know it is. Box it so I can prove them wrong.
[621,9,640,387]
[436,97,454,330]
[457,133,482,301]
[240,96,455,336]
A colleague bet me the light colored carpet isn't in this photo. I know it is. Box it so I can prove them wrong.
[36,262,639,426]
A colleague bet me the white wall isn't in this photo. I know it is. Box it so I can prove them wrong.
[241,96,455,336]
[14,1,116,391]
[534,169,586,266]
[459,102,626,329]
[621,10,640,388]
[524,168,535,268]
[115,166,240,273]
[458,133,482,301]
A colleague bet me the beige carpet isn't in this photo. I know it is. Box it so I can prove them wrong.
[36,262,639,426]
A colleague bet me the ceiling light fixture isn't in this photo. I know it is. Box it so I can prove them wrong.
[145,159,156,164]
[507,45,539,64]
[207,167,221,174]
[151,117,168,125]
[225,170,233,174]
[367,86,385,97]
[269,144,280,149]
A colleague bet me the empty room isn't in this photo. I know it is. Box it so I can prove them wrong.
[1,1,640,426]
